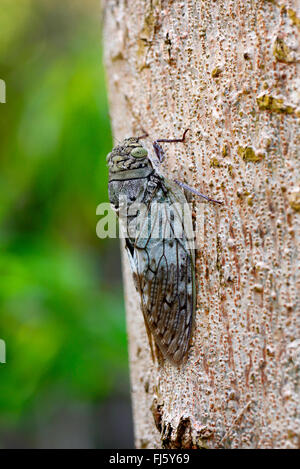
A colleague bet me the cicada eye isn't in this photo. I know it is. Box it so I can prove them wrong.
[130,147,148,158]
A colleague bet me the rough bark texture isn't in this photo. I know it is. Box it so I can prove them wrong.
[103,0,300,449]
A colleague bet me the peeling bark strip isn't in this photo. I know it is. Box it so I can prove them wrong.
[103,0,300,449]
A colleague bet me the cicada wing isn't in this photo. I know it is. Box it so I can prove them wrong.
[132,182,195,365]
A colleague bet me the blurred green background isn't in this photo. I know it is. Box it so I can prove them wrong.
[0,0,133,448]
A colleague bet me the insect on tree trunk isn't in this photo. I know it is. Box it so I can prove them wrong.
[102,0,300,449]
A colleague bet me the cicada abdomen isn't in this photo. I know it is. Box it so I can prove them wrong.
[107,134,196,365]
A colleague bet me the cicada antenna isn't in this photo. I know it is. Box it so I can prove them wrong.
[137,133,149,141]
[136,127,149,141]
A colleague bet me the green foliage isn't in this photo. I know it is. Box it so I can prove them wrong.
[0,0,127,427]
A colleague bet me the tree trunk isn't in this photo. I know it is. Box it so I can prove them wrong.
[102,0,300,449]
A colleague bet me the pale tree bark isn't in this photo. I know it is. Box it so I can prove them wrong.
[102,0,300,449]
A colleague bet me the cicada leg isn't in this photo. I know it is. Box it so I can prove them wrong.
[152,128,223,204]
[153,128,190,163]
[174,179,223,205]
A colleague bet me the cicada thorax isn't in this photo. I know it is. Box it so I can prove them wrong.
[107,137,195,366]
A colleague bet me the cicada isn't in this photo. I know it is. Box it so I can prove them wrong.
[107,130,221,365]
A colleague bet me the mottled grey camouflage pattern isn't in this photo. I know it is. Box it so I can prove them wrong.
[107,137,195,365]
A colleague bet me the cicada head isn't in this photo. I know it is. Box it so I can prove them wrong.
[107,137,153,181]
